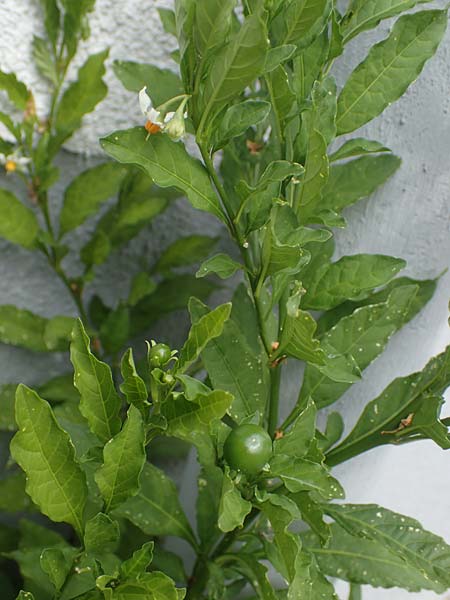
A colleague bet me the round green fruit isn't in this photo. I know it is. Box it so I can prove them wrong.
[223,424,272,476]
[149,343,172,368]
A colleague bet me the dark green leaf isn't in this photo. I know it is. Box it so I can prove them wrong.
[113,463,197,547]
[196,465,223,551]
[264,45,297,73]
[276,0,332,50]
[10,385,88,536]
[113,61,183,106]
[120,348,149,415]
[194,0,235,62]
[212,100,271,150]
[0,189,39,249]
[327,345,450,465]
[0,470,34,512]
[60,163,127,235]
[128,272,156,306]
[70,319,122,444]
[337,10,448,134]
[218,471,252,532]
[100,128,225,222]
[154,235,218,274]
[84,512,120,555]
[40,548,74,591]
[274,400,316,458]
[224,553,277,600]
[276,310,325,365]
[329,138,390,162]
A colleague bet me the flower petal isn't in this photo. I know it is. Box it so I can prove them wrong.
[139,86,152,116]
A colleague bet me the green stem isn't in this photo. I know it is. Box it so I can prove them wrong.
[268,364,281,436]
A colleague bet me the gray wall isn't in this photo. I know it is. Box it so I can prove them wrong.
[0,2,450,598]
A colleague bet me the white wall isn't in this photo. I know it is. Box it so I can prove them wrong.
[0,2,449,598]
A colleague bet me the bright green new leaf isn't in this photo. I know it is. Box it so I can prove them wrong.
[341,0,435,43]
[154,235,218,274]
[212,100,271,150]
[95,406,145,512]
[196,253,243,279]
[189,298,269,423]
[201,12,269,127]
[15,592,36,600]
[177,302,231,372]
[329,138,391,162]
[10,385,88,536]
[337,10,448,134]
[302,254,406,310]
[54,50,108,144]
[113,60,183,106]
[84,512,120,555]
[324,504,450,590]
[120,348,149,415]
[304,523,443,592]
[40,547,74,591]
[218,470,252,532]
[300,285,421,408]
[70,319,122,443]
[120,541,154,580]
[327,345,450,465]
[60,163,127,235]
[114,463,197,548]
[0,70,30,110]
[0,189,39,249]
[101,128,225,222]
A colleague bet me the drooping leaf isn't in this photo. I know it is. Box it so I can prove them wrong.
[60,163,127,235]
[336,10,448,134]
[327,345,450,465]
[70,319,122,444]
[300,285,423,408]
[113,463,197,548]
[100,128,225,222]
[177,301,231,373]
[302,254,406,310]
[54,50,108,145]
[196,253,243,279]
[324,504,450,591]
[10,385,88,536]
[113,60,183,106]
[304,523,444,592]
[218,471,252,532]
[95,406,145,512]
[0,189,39,249]
[189,298,269,423]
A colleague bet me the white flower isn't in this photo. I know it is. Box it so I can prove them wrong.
[139,86,164,132]
[0,151,31,174]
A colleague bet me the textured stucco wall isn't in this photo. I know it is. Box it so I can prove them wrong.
[0,2,450,598]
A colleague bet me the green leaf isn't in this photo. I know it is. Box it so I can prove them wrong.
[95,406,145,512]
[292,30,329,102]
[112,572,180,600]
[196,465,223,551]
[0,71,30,110]
[327,345,450,465]
[177,302,231,372]
[154,235,218,274]
[60,163,127,235]
[276,310,325,365]
[218,471,252,532]
[112,61,183,106]
[101,128,225,222]
[0,189,39,249]
[224,553,277,600]
[194,0,235,61]
[113,463,197,547]
[201,13,269,127]
[32,35,58,86]
[264,45,297,73]
[348,584,361,600]
[304,523,443,592]
[212,100,271,150]
[53,402,99,461]
[329,138,390,162]
[0,470,34,511]
[70,319,122,444]
[266,66,296,125]
[276,0,332,50]
[189,298,269,422]
[311,76,337,146]
[274,401,316,458]
[270,455,344,500]
[99,304,130,356]
[318,412,345,452]
[39,0,60,49]
[300,285,423,408]
[325,504,450,590]
[342,0,434,43]
[336,10,448,135]
[121,541,154,580]
[157,8,176,36]
[0,384,20,431]
[196,253,242,279]
[292,492,331,545]
[120,348,149,415]
[10,385,88,536]
[0,306,48,352]
[302,254,406,310]
[128,272,156,306]
[84,512,120,554]
[54,50,108,144]
[15,593,36,600]
[40,548,74,591]
[295,120,328,211]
